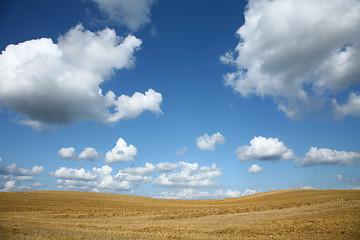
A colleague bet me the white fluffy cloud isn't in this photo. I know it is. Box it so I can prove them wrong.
[121,162,155,175]
[158,188,256,200]
[158,188,206,199]
[236,136,294,161]
[105,138,137,163]
[50,167,98,180]
[221,0,360,119]
[59,147,99,161]
[91,0,157,31]
[50,165,133,192]
[51,162,156,192]
[0,181,16,192]
[224,189,242,198]
[153,162,222,188]
[248,164,263,173]
[333,92,360,119]
[0,181,44,192]
[298,147,360,167]
[0,24,162,129]
[114,163,154,185]
[0,157,44,192]
[294,183,314,190]
[104,89,162,123]
[196,132,225,151]
[58,147,77,160]
[333,174,342,180]
[49,161,248,195]
[79,147,99,161]
[155,162,181,172]
[0,158,44,176]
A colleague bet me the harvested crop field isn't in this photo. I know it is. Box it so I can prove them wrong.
[0,189,359,239]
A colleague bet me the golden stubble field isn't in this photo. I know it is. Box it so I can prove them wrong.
[0,189,359,239]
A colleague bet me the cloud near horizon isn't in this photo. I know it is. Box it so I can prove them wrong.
[50,165,133,191]
[158,188,257,200]
[297,147,360,167]
[294,183,314,190]
[0,157,44,192]
[0,24,162,130]
[49,161,224,193]
[221,0,360,119]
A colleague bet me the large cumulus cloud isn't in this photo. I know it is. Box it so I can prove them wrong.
[50,161,222,193]
[221,0,360,119]
[0,24,162,129]
[153,162,222,188]
[105,138,138,163]
[236,136,294,161]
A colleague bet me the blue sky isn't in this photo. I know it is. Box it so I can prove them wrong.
[0,0,359,199]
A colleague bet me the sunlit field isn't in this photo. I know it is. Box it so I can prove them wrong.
[0,189,359,239]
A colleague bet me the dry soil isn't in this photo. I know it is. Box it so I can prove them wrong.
[0,189,359,239]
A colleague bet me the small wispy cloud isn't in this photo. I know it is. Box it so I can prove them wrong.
[248,164,263,173]
[176,147,187,156]
[90,0,158,31]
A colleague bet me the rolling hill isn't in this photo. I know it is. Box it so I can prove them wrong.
[0,189,359,239]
